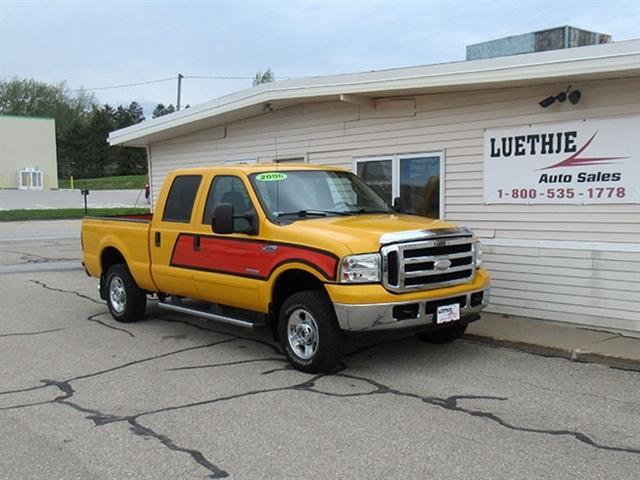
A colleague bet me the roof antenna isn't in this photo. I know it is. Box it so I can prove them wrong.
[275,137,280,215]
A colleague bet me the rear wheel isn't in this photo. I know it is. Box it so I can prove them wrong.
[416,323,467,344]
[278,290,344,373]
[105,264,146,323]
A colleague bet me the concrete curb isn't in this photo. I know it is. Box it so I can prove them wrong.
[464,333,640,372]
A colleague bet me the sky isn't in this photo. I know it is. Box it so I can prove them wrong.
[1,0,639,116]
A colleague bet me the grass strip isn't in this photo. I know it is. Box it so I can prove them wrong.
[58,175,147,190]
[0,207,150,222]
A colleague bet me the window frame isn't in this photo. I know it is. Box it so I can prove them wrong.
[273,154,308,164]
[161,174,203,223]
[201,174,258,233]
[353,152,445,219]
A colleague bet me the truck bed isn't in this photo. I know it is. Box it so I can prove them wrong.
[81,214,156,292]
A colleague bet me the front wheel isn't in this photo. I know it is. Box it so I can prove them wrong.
[416,323,467,344]
[105,264,146,323]
[278,290,344,373]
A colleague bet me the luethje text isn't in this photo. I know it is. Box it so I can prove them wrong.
[490,131,578,157]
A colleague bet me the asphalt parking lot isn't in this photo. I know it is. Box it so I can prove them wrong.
[1,221,639,479]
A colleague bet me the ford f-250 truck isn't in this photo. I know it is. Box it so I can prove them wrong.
[82,164,490,372]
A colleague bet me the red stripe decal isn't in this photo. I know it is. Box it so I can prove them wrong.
[171,235,337,280]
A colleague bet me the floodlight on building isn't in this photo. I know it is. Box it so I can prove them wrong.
[568,90,582,104]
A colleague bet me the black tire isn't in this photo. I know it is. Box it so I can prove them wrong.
[416,323,468,344]
[105,264,146,323]
[278,290,344,373]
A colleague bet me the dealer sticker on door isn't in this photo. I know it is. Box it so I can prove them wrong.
[436,304,460,324]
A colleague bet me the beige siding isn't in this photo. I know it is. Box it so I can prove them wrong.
[149,77,640,333]
[0,116,58,189]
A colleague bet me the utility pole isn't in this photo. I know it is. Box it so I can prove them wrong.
[176,73,184,111]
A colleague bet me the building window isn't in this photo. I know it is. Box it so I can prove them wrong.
[162,175,202,223]
[354,152,443,219]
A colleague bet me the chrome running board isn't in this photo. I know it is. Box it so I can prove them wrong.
[157,300,256,329]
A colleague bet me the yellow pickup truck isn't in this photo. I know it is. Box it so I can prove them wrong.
[82,164,490,372]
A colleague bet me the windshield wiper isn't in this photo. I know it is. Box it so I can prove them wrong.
[345,208,391,214]
[276,209,350,219]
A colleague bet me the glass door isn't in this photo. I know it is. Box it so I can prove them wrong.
[400,155,440,218]
[356,158,393,204]
[355,153,442,218]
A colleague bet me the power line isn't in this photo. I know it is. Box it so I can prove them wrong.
[69,77,175,92]
[185,75,254,80]
[69,72,307,93]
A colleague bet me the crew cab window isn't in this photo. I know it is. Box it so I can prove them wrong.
[162,175,202,223]
[203,176,256,231]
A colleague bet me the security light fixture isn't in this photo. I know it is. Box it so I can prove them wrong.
[538,87,581,108]
[568,90,582,105]
[538,95,557,108]
[539,91,566,108]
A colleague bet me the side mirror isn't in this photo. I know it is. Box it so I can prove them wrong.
[393,197,403,213]
[212,204,259,235]
[212,203,234,234]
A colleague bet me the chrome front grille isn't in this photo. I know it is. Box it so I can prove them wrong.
[381,230,475,293]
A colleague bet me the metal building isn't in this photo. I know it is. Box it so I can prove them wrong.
[0,116,59,189]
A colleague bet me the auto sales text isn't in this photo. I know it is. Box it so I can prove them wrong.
[538,171,622,183]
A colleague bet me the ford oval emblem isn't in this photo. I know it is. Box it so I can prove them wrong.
[434,258,452,270]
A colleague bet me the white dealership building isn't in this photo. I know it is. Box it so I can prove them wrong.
[109,33,640,334]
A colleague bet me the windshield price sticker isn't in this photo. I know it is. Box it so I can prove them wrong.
[484,116,640,204]
[256,172,288,182]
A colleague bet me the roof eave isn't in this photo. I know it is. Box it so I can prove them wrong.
[109,40,640,148]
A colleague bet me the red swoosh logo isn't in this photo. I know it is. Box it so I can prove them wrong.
[540,131,628,170]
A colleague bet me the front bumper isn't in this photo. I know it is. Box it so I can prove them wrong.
[334,287,490,331]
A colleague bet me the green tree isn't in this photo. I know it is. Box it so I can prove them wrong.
[1,77,148,179]
[0,77,93,132]
[110,102,147,176]
[114,101,145,129]
[253,68,275,86]
[152,103,175,118]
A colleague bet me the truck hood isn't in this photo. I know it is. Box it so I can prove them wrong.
[274,214,463,254]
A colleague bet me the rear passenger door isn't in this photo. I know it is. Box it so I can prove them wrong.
[150,174,203,298]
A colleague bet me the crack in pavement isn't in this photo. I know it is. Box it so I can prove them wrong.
[2,249,78,265]
[152,313,282,356]
[3,339,640,478]
[0,339,238,398]
[6,279,640,477]
[166,357,285,372]
[89,367,640,457]
[29,280,134,336]
[0,327,66,338]
[128,418,229,479]
[29,279,102,305]
[86,313,135,338]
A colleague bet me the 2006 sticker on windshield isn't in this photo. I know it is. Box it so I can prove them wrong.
[256,172,288,181]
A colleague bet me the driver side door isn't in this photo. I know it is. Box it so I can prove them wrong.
[187,175,266,311]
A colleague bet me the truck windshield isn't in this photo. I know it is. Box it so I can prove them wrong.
[249,170,393,223]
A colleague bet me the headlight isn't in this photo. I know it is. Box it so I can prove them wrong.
[340,253,381,283]
[474,237,483,268]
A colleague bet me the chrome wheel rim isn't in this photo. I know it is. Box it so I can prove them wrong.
[109,276,126,314]
[287,308,319,360]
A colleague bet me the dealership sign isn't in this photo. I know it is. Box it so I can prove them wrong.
[484,115,640,204]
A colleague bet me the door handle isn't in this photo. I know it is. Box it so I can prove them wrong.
[193,235,201,252]
[154,232,161,247]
